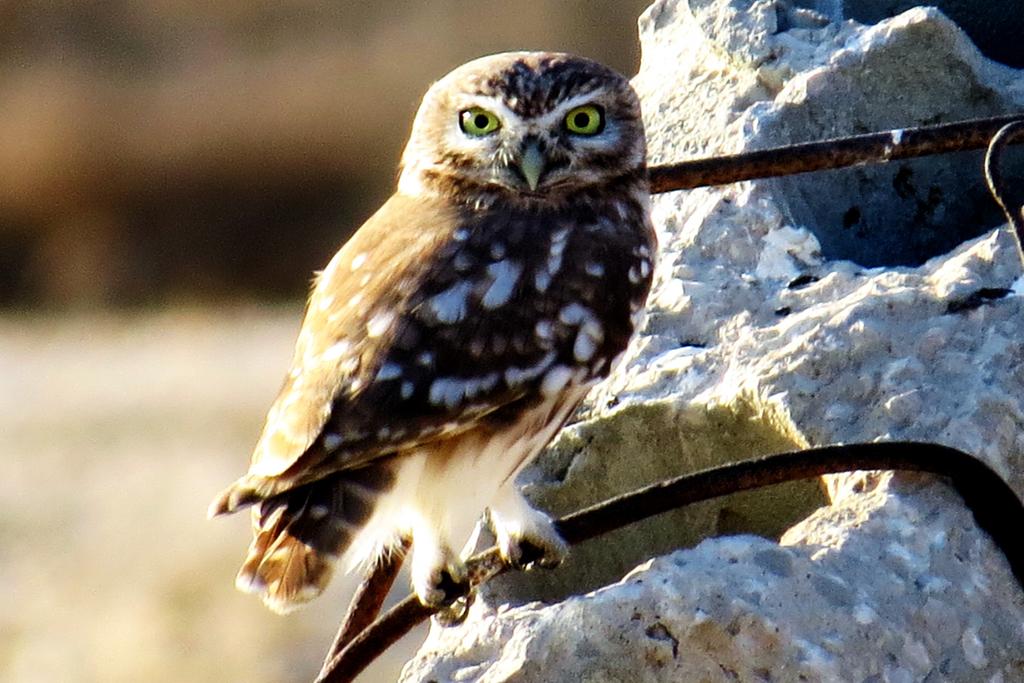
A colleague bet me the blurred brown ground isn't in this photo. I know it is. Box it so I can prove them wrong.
[0,2,648,682]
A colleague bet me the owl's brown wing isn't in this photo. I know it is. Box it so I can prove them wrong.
[211,190,647,514]
[236,193,484,482]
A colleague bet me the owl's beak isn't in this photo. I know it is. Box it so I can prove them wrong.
[516,138,546,191]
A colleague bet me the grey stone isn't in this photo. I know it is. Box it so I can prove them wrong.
[407,507,1021,681]
[401,2,1024,681]
[798,0,1024,68]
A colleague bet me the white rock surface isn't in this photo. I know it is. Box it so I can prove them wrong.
[402,1,1024,681]
[407,484,1020,682]
[799,0,1024,69]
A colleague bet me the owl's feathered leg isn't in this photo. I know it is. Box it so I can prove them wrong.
[408,521,470,608]
[225,464,395,614]
[488,484,568,569]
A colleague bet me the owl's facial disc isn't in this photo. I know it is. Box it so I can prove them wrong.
[397,52,646,203]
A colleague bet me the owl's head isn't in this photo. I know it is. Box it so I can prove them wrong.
[398,52,646,205]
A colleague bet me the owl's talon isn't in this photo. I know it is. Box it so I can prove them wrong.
[502,534,568,570]
[435,568,470,605]
[491,506,569,571]
[434,590,475,627]
[507,538,543,570]
[413,556,470,608]
[517,539,564,570]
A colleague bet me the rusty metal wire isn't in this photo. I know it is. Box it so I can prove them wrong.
[983,120,1024,266]
[318,442,1024,683]
[649,113,1024,193]
[315,538,410,681]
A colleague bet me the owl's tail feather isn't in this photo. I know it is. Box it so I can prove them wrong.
[227,464,395,614]
[208,473,288,517]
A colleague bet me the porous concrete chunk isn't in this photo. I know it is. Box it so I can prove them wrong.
[403,1,1024,680]
[406,483,1022,682]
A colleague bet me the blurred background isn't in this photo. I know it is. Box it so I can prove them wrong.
[1,2,648,682]
[0,0,650,309]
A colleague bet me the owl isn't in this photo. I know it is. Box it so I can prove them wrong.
[209,51,655,613]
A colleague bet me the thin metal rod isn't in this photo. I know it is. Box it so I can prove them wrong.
[649,113,1024,194]
[983,120,1024,266]
[318,441,1024,683]
[314,537,410,682]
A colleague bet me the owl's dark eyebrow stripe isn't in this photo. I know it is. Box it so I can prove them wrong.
[476,64,612,117]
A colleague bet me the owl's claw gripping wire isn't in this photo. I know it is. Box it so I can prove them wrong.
[428,567,472,624]
[510,538,558,570]
[434,591,474,627]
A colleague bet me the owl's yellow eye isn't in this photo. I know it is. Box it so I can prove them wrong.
[564,105,604,135]
[459,107,501,136]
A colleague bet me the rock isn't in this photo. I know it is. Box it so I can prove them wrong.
[401,2,1024,681]
[407,486,1020,682]
[798,0,1024,68]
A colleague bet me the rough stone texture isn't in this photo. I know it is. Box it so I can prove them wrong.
[401,2,1024,681]
[406,483,1020,682]
[798,0,1024,68]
